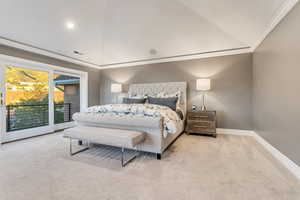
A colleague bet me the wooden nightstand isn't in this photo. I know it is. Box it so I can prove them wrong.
[185,110,217,138]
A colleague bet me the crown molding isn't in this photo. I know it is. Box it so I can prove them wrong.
[251,0,299,51]
[99,47,251,69]
[0,36,101,69]
[0,36,251,70]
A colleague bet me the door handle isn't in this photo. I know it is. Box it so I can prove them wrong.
[0,93,4,106]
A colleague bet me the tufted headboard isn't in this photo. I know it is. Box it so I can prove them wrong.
[128,82,187,116]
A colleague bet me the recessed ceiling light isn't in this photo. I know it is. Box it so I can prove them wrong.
[149,49,157,55]
[66,21,75,30]
[73,50,83,55]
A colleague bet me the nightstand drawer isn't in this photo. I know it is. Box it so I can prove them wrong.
[188,121,216,133]
[188,112,215,121]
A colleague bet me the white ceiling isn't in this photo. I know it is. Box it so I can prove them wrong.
[0,0,296,68]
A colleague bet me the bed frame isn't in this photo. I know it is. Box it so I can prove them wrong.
[130,82,187,158]
[78,82,187,159]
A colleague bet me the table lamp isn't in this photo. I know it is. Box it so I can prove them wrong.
[196,79,211,111]
[111,83,123,103]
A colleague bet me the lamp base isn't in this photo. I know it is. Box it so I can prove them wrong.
[201,105,207,111]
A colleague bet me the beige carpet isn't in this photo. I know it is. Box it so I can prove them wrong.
[0,133,299,200]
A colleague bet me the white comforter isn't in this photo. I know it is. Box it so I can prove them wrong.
[82,104,183,137]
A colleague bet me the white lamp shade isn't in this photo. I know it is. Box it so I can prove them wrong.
[196,79,211,91]
[111,83,122,93]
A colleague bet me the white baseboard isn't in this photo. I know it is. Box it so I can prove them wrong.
[217,128,300,180]
[252,132,300,180]
[217,128,254,136]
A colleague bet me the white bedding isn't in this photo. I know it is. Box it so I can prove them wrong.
[74,104,183,138]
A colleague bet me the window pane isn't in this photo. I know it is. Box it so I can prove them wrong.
[54,74,80,124]
[5,66,49,132]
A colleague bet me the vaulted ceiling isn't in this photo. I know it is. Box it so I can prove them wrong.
[0,0,297,68]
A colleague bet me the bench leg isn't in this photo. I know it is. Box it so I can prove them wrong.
[70,138,90,156]
[156,153,161,160]
[121,147,138,167]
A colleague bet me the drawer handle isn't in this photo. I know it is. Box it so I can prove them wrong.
[191,116,208,118]
[194,125,208,128]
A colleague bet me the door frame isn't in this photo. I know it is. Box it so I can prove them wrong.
[0,54,88,143]
[0,65,5,145]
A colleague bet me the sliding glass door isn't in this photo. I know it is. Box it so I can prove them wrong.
[5,66,50,132]
[0,56,87,143]
[1,65,53,141]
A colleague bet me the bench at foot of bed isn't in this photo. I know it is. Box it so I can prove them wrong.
[63,126,146,167]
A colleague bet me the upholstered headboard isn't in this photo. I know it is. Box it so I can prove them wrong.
[128,82,187,115]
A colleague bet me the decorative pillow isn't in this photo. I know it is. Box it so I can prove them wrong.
[148,91,181,110]
[148,97,178,111]
[129,94,148,99]
[164,91,181,110]
[123,98,146,104]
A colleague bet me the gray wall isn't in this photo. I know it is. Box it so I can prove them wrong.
[0,44,101,106]
[253,3,300,165]
[100,53,253,130]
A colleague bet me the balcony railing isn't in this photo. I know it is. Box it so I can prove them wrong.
[6,103,72,132]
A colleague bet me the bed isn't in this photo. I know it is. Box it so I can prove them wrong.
[72,82,187,158]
